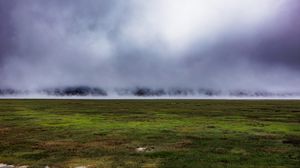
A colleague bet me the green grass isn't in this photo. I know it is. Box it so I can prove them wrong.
[0,99,299,168]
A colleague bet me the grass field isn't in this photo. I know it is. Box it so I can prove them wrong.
[0,99,299,168]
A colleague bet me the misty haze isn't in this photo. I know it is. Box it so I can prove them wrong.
[0,0,300,98]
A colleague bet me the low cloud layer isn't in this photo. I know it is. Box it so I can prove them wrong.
[0,0,300,93]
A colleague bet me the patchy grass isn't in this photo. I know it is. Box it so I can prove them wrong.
[0,99,299,167]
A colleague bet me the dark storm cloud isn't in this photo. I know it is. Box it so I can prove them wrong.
[0,0,299,92]
[185,0,300,68]
[255,2,300,70]
[0,0,16,63]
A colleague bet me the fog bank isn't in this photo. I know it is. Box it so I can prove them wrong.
[0,0,300,96]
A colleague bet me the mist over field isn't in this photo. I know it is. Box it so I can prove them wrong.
[1,0,300,98]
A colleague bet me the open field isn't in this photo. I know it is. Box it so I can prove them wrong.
[0,100,299,168]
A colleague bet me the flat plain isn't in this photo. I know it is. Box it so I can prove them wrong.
[0,99,299,168]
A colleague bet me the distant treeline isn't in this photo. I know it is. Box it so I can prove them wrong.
[42,86,107,96]
[0,86,299,97]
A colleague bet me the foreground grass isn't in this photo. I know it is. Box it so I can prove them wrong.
[0,99,299,168]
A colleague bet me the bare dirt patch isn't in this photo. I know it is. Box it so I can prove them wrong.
[0,127,11,134]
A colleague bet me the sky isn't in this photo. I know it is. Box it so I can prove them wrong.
[0,0,300,93]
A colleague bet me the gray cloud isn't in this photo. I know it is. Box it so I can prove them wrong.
[0,0,299,93]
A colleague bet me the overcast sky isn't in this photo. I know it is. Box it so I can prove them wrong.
[0,0,300,92]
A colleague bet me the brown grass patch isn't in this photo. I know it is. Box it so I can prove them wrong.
[262,147,290,153]
[0,127,11,134]
[85,138,129,149]
[253,133,281,140]
[37,141,83,151]
[174,139,193,148]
